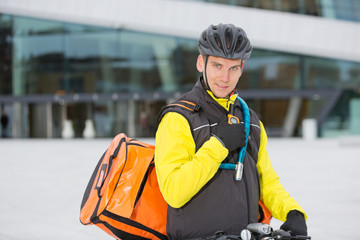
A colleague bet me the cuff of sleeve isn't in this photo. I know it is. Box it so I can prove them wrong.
[295,210,308,221]
[211,134,225,147]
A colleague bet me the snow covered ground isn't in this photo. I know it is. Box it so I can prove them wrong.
[0,136,359,240]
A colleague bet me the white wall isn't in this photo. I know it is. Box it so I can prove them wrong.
[1,0,360,62]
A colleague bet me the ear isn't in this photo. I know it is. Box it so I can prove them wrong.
[196,55,204,72]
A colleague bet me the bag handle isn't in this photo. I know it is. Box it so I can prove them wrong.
[93,137,126,197]
[95,164,107,190]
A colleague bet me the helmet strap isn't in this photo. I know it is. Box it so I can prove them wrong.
[235,60,244,89]
[203,55,210,91]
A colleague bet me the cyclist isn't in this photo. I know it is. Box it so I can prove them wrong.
[155,23,307,240]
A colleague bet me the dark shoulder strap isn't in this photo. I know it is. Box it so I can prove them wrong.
[167,100,201,112]
[156,100,201,127]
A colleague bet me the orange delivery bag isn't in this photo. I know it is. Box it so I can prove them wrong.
[80,133,168,240]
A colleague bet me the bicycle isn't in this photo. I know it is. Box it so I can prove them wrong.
[240,223,311,240]
[202,223,311,240]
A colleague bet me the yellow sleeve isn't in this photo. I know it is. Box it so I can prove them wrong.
[155,112,228,208]
[257,121,307,221]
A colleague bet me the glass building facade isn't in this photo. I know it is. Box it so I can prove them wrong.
[0,13,360,138]
[191,0,360,22]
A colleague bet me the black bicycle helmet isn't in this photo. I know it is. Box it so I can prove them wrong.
[198,23,252,60]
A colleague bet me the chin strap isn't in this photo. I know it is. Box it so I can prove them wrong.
[203,55,210,91]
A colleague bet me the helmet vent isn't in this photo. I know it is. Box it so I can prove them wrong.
[225,28,232,50]
[213,33,222,49]
[235,35,243,52]
[203,34,207,43]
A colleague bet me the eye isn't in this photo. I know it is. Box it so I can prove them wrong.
[231,66,239,71]
[213,64,221,69]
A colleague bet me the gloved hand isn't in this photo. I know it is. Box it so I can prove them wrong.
[213,120,246,152]
[280,210,307,236]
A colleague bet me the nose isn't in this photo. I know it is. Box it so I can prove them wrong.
[220,69,230,83]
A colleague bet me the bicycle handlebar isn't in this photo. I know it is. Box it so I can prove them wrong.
[241,223,311,240]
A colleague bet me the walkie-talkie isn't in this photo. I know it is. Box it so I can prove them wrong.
[228,105,239,125]
[227,93,239,125]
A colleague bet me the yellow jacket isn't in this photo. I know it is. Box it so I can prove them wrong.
[155,94,306,222]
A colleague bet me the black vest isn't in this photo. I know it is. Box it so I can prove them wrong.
[157,79,262,240]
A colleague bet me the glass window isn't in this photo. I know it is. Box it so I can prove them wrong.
[64,29,119,93]
[172,38,198,91]
[118,31,191,93]
[118,31,161,92]
[240,49,301,89]
[0,14,12,94]
[12,16,64,36]
[12,16,64,95]
[187,0,358,22]
[304,57,360,89]
[322,90,360,137]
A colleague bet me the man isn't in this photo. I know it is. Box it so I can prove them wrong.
[155,23,307,240]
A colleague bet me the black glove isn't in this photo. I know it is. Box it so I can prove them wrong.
[213,120,246,152]
[280,210,307,236]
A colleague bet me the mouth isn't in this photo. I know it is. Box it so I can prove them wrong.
[216,83,228,89]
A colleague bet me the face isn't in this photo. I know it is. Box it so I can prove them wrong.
[196,55,243,98]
